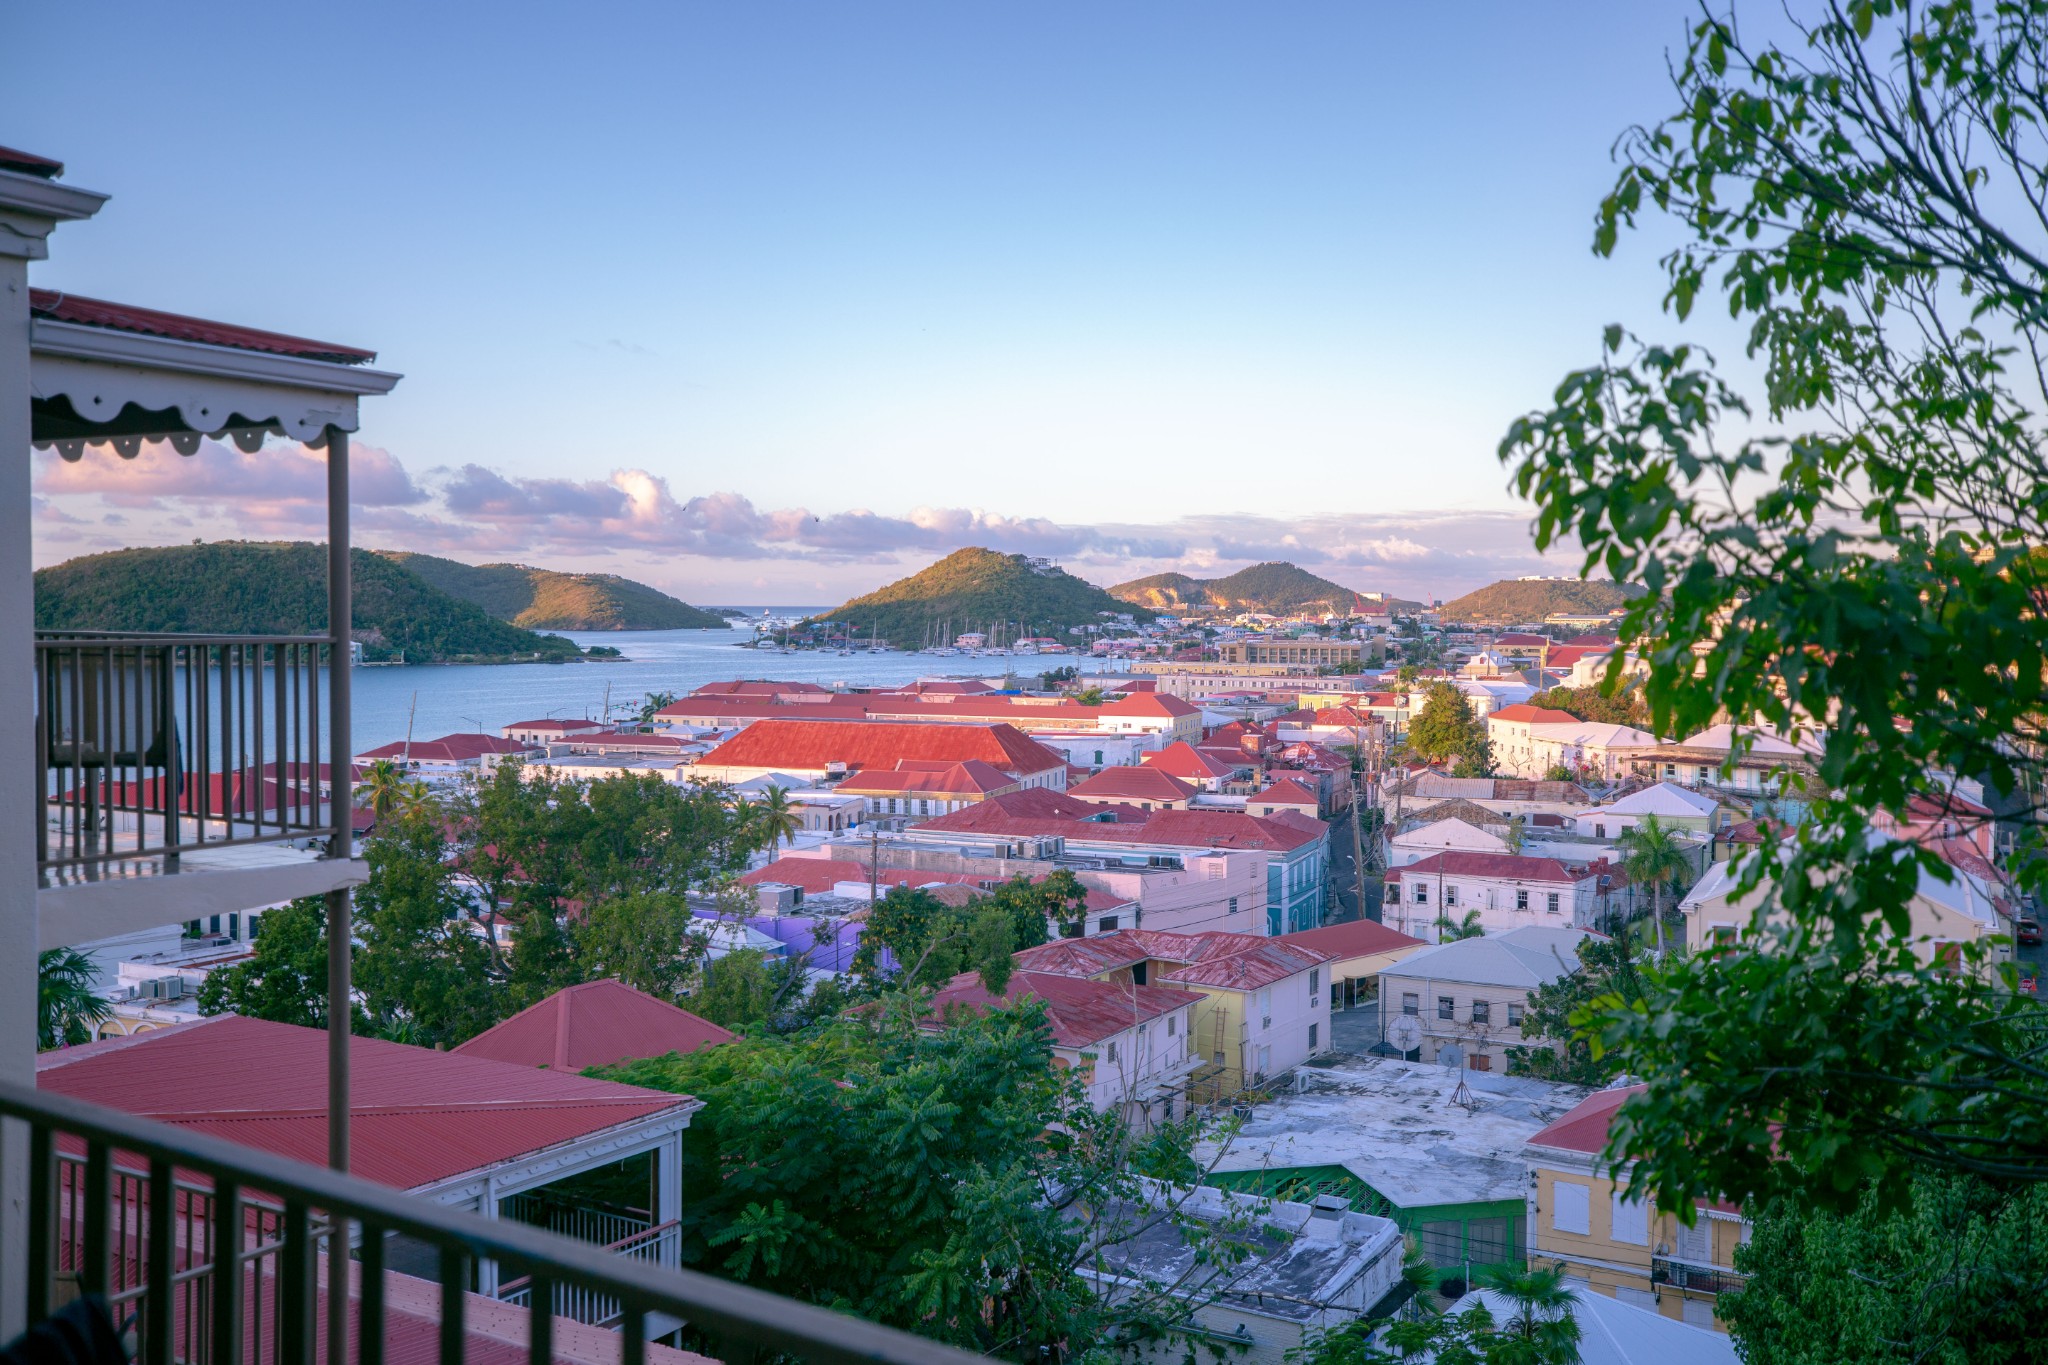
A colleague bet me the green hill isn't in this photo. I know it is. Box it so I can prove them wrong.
[811,548,1153,649]
[376,552,727,630]
[1439,578,1647,624]
[34,542,592,663]
[1112,561,1392,615]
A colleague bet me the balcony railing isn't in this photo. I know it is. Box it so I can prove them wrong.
[0,1079,981,1365]
[37,632,339,871]
[1650,1256,1746,1296]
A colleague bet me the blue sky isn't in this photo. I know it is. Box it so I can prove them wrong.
[14,1,1717,603]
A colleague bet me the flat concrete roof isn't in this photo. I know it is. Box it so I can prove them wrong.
[1196,1055,1592,1209]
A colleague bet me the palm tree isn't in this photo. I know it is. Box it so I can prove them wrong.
[395,779,438,821]
[358,758,406,819]
[1435,908,1485,941]
[636,691,678,727]
[38,948,112,1050]
[1616,814,1692,956]
[1475,1261,1582,1363]
[752,785,803,855]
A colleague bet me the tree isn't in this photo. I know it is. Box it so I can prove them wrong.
[1434,908,1485,942]
[197,897,351,1031]
[353,807,501,1046]
[1074,685,1105,705]
[1408,683,1491,774]
[38,948,111,1050]
[1723,1176,2041,1364]
[851,886,1022,991]
[1349,1262,1583,1364]
[636,690,677,726]
[1530,685,1647,730]
[981,871,1079,946]
[1613,815,1693,957]
[1498,0,2048,1213]
[1508,933,1646,1087]
[570,893,707,999]
[748,785,803,856]
[357,758,406,820]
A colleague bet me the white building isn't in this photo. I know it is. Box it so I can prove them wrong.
[1377,926,1599,1071]
[1389,816,1509,868]
[1570,782,1723,839]
[1391,852,1602,941]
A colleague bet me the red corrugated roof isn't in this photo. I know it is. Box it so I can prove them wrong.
[1488,704,1580,724]
[1279,919,1426,958]
[1527,1083,1643,1153]
[1120,808,1324,852]
[1398,851,1583,882]
[928,970,1202,1048]
[1069,767,1198,803]
[37,1017,691,1191]
[698,718,1062,776]
[1251,778,1320,807]
[28,289,377,364]
[1143,742,1243,780]
[692,679,832,695]
[835,759,1019,798]
[359,733,531,762]
[1014,929,1329,992]
[451,979,733,1071]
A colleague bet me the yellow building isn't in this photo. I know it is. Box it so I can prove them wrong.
[1525,1086,1748,1331]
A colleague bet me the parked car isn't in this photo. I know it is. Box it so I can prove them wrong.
[2017,918,2042,946]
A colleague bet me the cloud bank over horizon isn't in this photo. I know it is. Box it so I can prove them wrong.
[33,439,1576,605]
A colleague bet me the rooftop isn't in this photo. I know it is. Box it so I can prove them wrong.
[1195,1055,1592,1208]
[927,969,1203,1048]
[697,717,1064,776]
[28,287,378,364]
[451,978,733,1072]
[1277,919,1427,961]
[1380,925,1600,989]
[1396,851,1585,883]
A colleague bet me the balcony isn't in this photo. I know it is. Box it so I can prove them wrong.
[35,631,362,945]
[1,1078,981,1365]
[1650,1256,1747,1296]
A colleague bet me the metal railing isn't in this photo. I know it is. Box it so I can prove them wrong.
[36,632,339,870]
[497,1222,682,1328]
[0,1080,984,1365]
[1650,1256,1746,1297]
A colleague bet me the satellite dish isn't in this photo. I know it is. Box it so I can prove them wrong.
[1387,1014,1422,1055]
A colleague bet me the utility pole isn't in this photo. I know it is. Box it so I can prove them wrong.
[868,823,880,905]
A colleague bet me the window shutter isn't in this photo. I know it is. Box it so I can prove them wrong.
[1552,1181,1591,1235]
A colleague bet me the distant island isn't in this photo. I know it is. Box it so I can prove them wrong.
[1439,577,1646,624]
[809,547,1153,650]
[376,551,728,630]
[1112,561,1413,616]
[34,542,614,664]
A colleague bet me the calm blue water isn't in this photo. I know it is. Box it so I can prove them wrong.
[347,608,1113,752]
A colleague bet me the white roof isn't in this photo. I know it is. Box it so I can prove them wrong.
[1588,782,1719,819]
[1680,723,1812,756]
[1197,1056,1591,1208]
[1391,817,1508,854]
[1380,926,1596,989]
[1460,1288,1737,1365]
[1682,835,2001,929]
[1528,722,1660,748]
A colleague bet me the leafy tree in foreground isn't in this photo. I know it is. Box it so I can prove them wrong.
[1724,1176,2041,1365]
[38,947,112,1050]
[1499,0,2048,1215]
[1408,682,1491,775]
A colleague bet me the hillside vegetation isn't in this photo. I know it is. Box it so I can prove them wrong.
[35,542,589,663]
[811,548,1152,649]
[378,552,728,630]
[1113,561,1403,614]
[1440,578,1646,624]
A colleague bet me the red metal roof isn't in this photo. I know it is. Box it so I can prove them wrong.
[1526,1083,1644,1153]
[1118,808,1325,852]
[358,733,531,762]
[0,146,64,178]
[1143,742,1243,780]
[690,679,831,696]
[28,288,377,364]
[1279,919,1426,959]
[1251,778,1320,807]
[1488,704,1580,724]
[834,759,1019,798]
[451,979,733,1071]
[1068,767,1198,803]
[1015,929,1330,992]
[698,718,1064,777]
[1397,851,1585,883]
[928,970,1203,1048]
[1159,939,1328,990]
[37,1017,692,1191]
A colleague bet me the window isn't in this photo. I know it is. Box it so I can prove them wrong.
[1257,988,1272,1028]
[1419,1221,1464,1267]
[1256,1045,1271,1077]
[1552,1181,1591,1235]
[1469,1052,1491,1071]
[1611,1192,1649,1245]
[1546,893,1560,914]
[1212,1051,1225,1067]
[1093,750,1103,765]
[1309,968,1321,1000]
[1308,1023,1319,1050]
[1594,822,1606,838]
[1681,1300,1717,1329]
[1438,996,1456,1021]
[1228,897,1239,914]
[1616,1287,1658,1312]
[1515,889,1529,911]
[1401,992,1420,1016]
[1098,915,1118,933]
[1166,1014,1177,1037]
[1132,962,1148,986]
[1444,884,1459,907]
[1106,1041,1119,1063]
[1506,1002,1524,1028]
[1413,883,1429,903]
[1675,1219,1712,1263]
[228,913,240,940]
[1465,1217,1515,1268]
[208,915,221,935]
[1471,999,1491,1024]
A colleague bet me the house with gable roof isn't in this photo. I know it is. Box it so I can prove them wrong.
[1389,852,1602,941]
[1376,925,1598,1071]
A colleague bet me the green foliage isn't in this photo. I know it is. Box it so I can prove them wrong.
[1614,815,1695,957]
[1407,683,1492,775]
[852,886,1023,991]
[571,893,707,999]
[197,898,356,1032]
[38,948,112,1050]
[33,542,584,662]
[1438,578,1642,625]
[378,551,727,629]
[690,947,857,1034]
[812,547,1154,649]
[1498,0,2048,1216]
[1111,561,1378,615]
[1508,934,1646,1087]
[1301,1261,1582,1364]
[352,809,502,1046]
[1073,685,1105,705]
[1529,685,1647,729]
[590,997,1212,1357]
[1724,1177,2042,1365]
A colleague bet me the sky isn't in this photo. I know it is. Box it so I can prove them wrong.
[11,1,1722,605]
